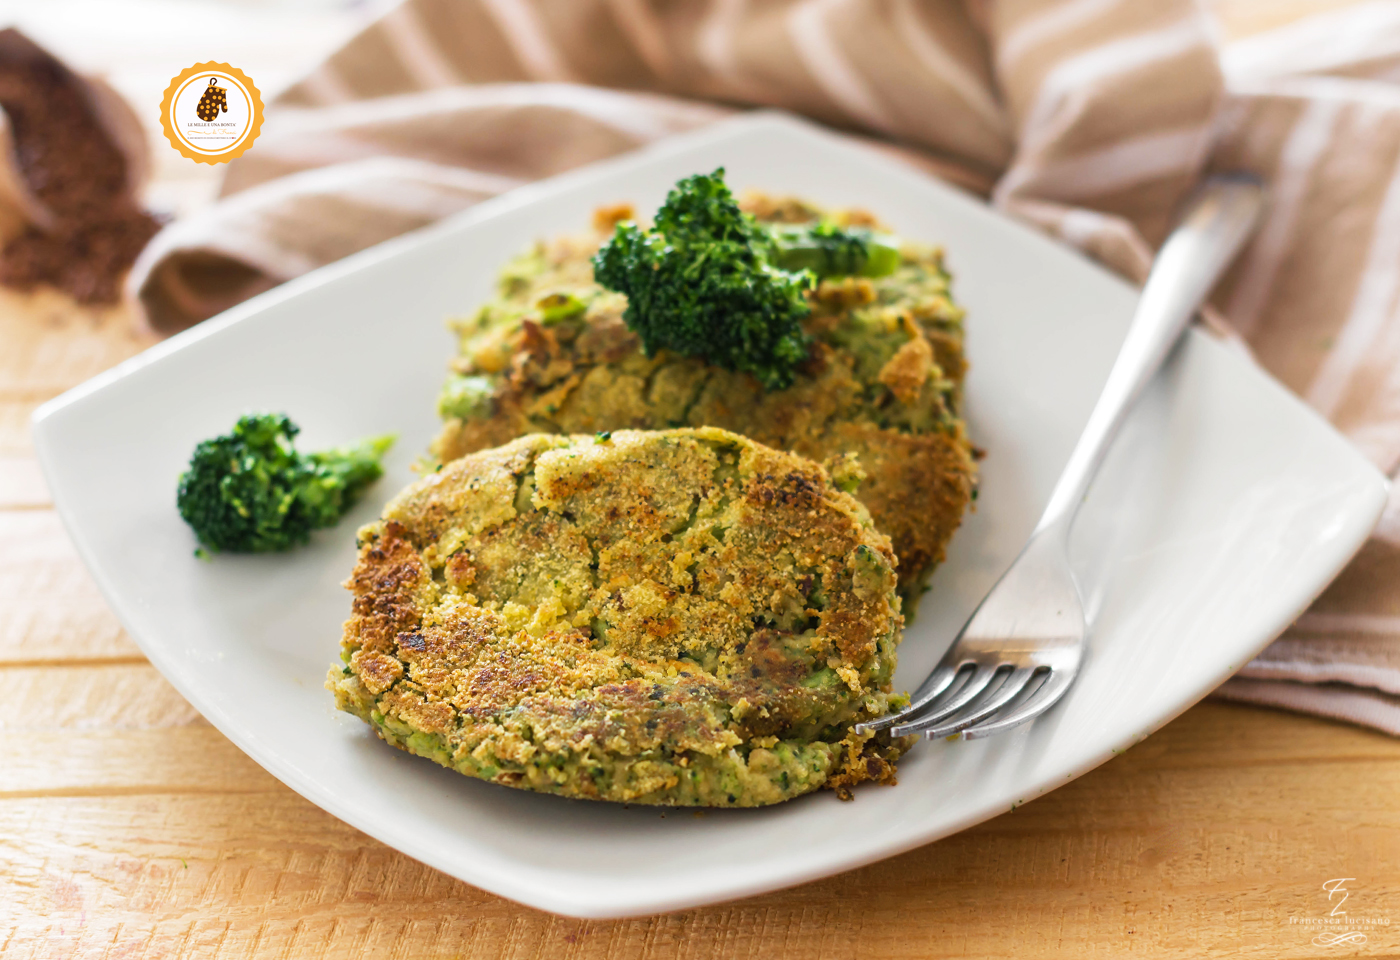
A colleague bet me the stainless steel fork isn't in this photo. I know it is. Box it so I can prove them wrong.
[859,175,1266,742]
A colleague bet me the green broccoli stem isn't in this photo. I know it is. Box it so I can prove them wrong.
[765,223,901,279]
[308,434,396,506]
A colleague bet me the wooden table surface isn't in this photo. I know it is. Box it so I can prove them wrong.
[6,1,1400,956]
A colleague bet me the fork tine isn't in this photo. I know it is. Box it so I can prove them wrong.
[911,660,966,704]
[884,662,999,733]
[856,660,967,733]
[960,667,1075,740]
[892,666,1038,739]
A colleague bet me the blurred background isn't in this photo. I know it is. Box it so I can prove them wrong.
[0,0,1372,224]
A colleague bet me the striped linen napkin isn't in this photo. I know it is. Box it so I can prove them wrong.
[127,0,1400,734]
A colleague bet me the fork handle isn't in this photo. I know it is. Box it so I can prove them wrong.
[1034,175,1265,540]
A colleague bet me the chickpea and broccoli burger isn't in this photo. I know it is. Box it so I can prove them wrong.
[432,169,977,604]
[327,428,914,806]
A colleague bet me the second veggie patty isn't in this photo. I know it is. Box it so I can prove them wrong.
[432,193,977,604]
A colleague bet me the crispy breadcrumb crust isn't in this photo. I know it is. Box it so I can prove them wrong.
[328,428,913,806]
[431,194,977,603]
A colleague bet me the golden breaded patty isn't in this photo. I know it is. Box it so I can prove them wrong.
[327,428,912,806]
[431,195,977,604]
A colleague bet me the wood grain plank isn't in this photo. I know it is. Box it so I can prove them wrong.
[0,283,152,461]
[0,288,153,399]
[0,401,42,456]
[2,728,275,798]
[1113,698,1400,770]
[0,511,143,664]
[2,664,199,730]
[2,704,1399,959]
[0,458,49,510]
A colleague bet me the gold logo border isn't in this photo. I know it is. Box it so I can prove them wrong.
[160,62,264,165]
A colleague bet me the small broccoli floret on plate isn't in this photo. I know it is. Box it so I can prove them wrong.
[176,413,393,554]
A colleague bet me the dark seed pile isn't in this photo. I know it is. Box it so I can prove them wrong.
[0,30,162,304]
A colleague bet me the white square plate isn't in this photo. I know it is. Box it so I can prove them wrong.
[34,113,1387,918]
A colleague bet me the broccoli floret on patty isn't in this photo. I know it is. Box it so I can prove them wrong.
[592,169,903,391]
[592,168,817,391]
[176,413,393,554]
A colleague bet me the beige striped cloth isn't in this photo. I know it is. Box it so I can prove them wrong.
[124,0,1400,734]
